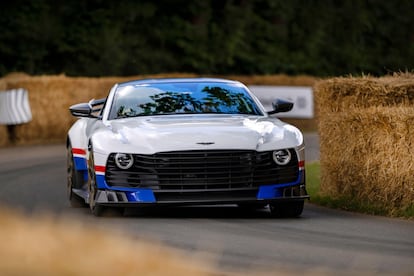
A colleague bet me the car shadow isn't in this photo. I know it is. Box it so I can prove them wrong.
[120,204,299,219]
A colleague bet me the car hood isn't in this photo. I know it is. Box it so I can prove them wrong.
[102,115,303,154]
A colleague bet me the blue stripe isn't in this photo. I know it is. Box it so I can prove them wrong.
[95,174,156,203]
[125,190,156,203]
[74,157,87,170]
[256,170,304,199]
[96,175,108,189]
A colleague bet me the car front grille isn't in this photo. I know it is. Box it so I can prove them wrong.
[105,149,299,192]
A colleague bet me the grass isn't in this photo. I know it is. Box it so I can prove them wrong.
[305,162,414,219]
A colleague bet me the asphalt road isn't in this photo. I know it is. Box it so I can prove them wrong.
[0,134,413,274]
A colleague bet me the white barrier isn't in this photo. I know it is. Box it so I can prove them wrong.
[0,88,32,125]
[249,85,314,118]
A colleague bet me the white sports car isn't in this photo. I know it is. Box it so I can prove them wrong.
[67,78,308,217]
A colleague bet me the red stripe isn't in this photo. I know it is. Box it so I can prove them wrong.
[299,160,305,168]
[72,148,86,155]
[95,165,106,173]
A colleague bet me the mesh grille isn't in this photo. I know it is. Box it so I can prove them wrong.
[105,149,299,191]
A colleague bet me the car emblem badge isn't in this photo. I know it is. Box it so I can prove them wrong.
[197,142,215,145]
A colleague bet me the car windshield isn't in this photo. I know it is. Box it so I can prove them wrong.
[108,82,263,119]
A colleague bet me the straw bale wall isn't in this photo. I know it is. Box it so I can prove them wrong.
[0,207,218,275]
[315,73,414,215]
[0,73,316,147]
[0,75,122,145]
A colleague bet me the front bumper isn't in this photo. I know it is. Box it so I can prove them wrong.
[93,184,309,207]
[88,149,309,207]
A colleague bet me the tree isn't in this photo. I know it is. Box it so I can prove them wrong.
[0,0,412,77]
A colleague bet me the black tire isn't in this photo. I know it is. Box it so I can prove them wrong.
[67,143,87,207]
[270,200,304,218]
[87,145,106,217]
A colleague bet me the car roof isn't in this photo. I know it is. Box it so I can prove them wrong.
[117,77,242,87]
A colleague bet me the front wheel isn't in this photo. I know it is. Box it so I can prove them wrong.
[270,200,304,218]
[87,146,106,216]
[87,146,124,217]
[67,143,87,207]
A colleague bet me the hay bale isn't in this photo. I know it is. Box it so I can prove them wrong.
[315,73,414,115]
[316,73,414,215]
[1,75,114,145]
[0,208,218,275]
[222,74,317,86]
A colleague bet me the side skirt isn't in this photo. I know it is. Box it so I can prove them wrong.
[72,187,89,204]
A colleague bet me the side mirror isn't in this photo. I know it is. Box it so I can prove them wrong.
[69,98,106,118]
[69,102,92,117]
[268,98,294,115]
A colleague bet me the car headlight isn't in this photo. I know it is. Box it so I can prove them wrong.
[114,153,134,169]
[273,149,291,165]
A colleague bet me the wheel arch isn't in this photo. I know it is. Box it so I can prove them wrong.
[68,118,89,153]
